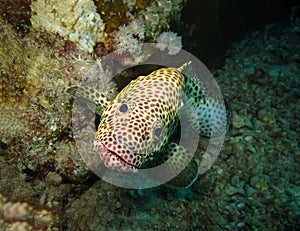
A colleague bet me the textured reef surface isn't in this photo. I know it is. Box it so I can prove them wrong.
[63,21,300,231]
[0,1,299,230]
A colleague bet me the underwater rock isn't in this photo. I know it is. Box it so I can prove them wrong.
[258,108,277,124]
[0,193,60,230]
[0,0,32,34]
[55,141,91,182]
[231,111,253,129]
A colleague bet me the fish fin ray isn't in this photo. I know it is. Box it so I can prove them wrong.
[66,85,109,115]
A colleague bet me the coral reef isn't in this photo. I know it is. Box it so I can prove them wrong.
[31,0,105,53]
[96,0,187,62]
[30,0,187,59]
[0,18,116,183]
[94,0,186,39]
[0,1,299,231]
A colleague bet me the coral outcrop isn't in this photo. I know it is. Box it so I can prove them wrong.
[30,0,187,59]
[31,0,105,53]
[0,18,116,183]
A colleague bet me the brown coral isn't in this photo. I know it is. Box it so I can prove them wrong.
[95,0,131,34]
[0,193,60,230]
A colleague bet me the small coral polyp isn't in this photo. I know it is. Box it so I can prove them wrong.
[113,19,145,55]
[156,31,182,55]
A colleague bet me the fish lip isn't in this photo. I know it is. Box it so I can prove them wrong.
[102,144,139,170]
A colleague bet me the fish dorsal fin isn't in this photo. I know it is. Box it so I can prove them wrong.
[177,61,192,72]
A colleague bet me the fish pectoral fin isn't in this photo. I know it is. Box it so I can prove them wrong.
[147,142,200,188]
[66,85,110,115]
[167,158,200,188]
[164,142,199,188]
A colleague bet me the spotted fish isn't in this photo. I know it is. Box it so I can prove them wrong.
[67,62,229,187]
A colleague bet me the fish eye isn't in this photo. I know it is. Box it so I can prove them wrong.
[152,120,164,142]
[154,127,163,138]
[119,103,128,113]
[116,102,135,117]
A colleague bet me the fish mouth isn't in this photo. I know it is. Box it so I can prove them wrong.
[97,143,139,172]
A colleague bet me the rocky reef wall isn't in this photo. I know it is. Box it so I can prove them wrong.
[0,1,299,230]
